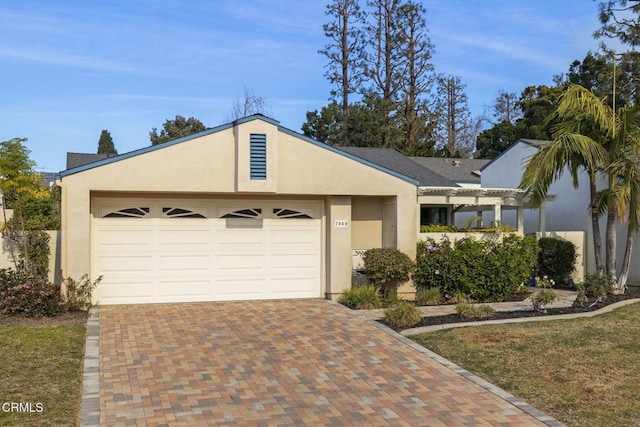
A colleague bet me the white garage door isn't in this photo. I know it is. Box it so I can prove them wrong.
[92,199,323,304]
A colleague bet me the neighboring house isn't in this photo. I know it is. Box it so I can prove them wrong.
[58,115,526,305]
[480,138,620,285]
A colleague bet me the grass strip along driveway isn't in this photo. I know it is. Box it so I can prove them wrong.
[411,302,640,427]
[0,325,85,427]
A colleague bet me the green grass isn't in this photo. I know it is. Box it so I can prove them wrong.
[0,326,86,426]
[411,302,640,427]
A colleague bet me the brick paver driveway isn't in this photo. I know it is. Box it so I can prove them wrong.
[96,299,555,426]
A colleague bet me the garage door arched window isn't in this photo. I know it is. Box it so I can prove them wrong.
[162,207,206,219]
[221,208,262,219]
[103,207,150,218]
[273,208,312,219]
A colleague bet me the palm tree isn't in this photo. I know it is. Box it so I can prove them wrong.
[520,84,640,293]
[520,84,610,276]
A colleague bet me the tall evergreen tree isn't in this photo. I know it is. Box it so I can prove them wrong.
[319,0,365,145]
[97,130,117,155]
[434,75,474,156]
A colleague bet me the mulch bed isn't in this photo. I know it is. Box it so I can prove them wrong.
[381,292,638,332]
[0,310,88,327]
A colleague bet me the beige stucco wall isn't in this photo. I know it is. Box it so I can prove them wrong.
[352,196,383,249]
[59,117,419,299]
[0,230,60,283]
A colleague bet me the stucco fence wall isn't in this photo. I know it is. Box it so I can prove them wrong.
[0,230,61,284]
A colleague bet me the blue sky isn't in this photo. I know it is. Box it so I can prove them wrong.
[0,1,604,172]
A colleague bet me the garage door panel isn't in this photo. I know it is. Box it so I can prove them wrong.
[271,252,318,269]
[95,255,154,273]
[215,278,265,297]
[158,255,211,272]
[157,280,211,297]
[95,229,154,248]
[98,281,154,299]
[93,199,322,304]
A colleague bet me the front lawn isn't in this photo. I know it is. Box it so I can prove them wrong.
[411,302,640,427]
[0,324,86,426]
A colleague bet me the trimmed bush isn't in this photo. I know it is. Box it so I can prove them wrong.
[0,280,64,317]
[415,287,444,306]
[383,300,421,328]
[455,302,496,319]
[414,234,538,302]
[0,268,29,294]
[339,285,382,310]
[537,237,577,286]
[362,248,414,297]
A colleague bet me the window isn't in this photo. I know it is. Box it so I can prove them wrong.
[250,133,267,180]
[420,206,449,226]
[221,208,262,219]
[162,207,206,219]
[103,207,150,218]
[273,208,312,219]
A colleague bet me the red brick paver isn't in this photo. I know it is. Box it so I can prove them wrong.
[99,300,546,426]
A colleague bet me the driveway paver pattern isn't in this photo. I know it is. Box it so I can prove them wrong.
[99,299,550,426]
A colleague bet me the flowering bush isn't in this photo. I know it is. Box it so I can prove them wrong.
[0,280,64,317]
[414,234,538,301]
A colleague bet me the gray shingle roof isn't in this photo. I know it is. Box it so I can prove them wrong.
[409,157,490,183]
[338,147,458,187]
[66,152,117,170]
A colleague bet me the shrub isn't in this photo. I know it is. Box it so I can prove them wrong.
[455,301,496,319]
[0,267,30,294]
[338,285,382,310]
[415,287,443,306]
[362,248,414,297]
[537,237,577,286]
[414,235,538,302]
[582,274,612,299]
[530,276,557,312]
[383,300,421,328]
[63,274,102,311]
[0,280,64,317]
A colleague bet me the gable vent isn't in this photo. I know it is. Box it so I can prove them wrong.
[250,133,267,180]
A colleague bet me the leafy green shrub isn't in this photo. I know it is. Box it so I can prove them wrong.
[455,301,496,319]
[362,248,414,297]
[0,280,64,317]
[0,267,29,294]
[383,300,421,328]
[420,224,457,233]
[583,274,612,298]
[531,276,557,312]
[415,287,443,306]
[414,235,538,302]
[338,285,382,310]
[63,274,102,311]
[537,237,577,286]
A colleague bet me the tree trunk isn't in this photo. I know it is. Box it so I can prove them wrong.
[616,228,633,294]
[589,170,605,274]
[605,208,617,280]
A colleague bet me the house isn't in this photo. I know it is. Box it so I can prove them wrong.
[480,138,614,285]
[58,115,527,305]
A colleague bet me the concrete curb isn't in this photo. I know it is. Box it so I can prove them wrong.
[79,307,100,427]
[401,298,640,336]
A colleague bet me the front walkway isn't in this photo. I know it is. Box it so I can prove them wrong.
[82,299,563,426]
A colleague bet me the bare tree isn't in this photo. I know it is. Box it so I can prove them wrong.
[224,86,272,122]
[319,0,365,145]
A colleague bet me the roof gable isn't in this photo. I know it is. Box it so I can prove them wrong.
[479,138,549,172]
[59,115,422,186]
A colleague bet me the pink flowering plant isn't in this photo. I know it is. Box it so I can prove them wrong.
[0,280,64,317]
